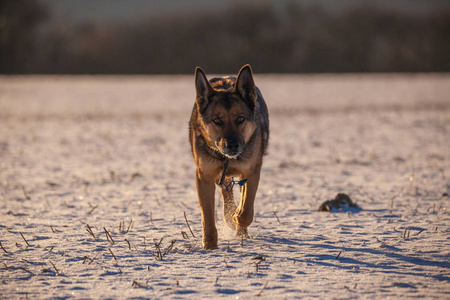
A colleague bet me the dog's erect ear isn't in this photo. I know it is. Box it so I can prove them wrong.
[234,64,256,110]
[195,67,213,112]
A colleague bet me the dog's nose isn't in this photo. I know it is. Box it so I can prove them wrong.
[226,140,240,152]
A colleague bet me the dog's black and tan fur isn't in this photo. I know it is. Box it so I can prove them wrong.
[189,64,269,250]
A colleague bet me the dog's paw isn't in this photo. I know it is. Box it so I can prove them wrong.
[203,240,218,250]
[236,226,249,238]
[232,213,253,228]
[202,235,218,250]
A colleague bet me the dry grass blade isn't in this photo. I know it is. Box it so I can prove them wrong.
[104,227,115,244]
[129,172,142,184]
[164,240,177,256]
[254,262,259,272]
[20,267,32,274]
[252,255,265,273]
[88,202,99,213]
[256,281,269,296]
[335,251,342,260]
[132,280,145,287]
[187,239,198,251]
[184,212,196,238]
[126,218,133,234]
[252,255,266,262]
[109,248,117,261]
[82,256,94,265]
[223,260,230,273]
[273,211,281,223]
[83,181,90,193]
[21,185,30,200]
[154,238,163,260]
[125,239,131,250]
[49,261,60,275]
[416,229,426,236]
[390,195,397,213]
[0,241,8,253]
[19,232,31,247]
[403,227,409,239]
[110,170,116,183]
[86,224,96,239]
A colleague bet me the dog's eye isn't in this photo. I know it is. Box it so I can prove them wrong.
[213,118,223,126]
[236,116,245,125]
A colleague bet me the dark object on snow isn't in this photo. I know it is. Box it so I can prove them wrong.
[318,193,361,212]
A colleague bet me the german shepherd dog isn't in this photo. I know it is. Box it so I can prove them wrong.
[189,65,269,250]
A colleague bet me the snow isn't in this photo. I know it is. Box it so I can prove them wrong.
[0,74,449,299]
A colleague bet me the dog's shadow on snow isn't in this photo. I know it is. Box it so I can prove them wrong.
[253,235,450,283]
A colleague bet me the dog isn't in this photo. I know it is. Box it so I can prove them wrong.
[189,64,269,250]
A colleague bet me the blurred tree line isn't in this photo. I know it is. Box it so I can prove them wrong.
[1,0,449,74]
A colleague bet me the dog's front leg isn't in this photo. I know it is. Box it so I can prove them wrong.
[220,179,237,230]
[196,170,218,250]
[233,162,262,229]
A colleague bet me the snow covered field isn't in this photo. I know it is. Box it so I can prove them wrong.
[0,74,449,299]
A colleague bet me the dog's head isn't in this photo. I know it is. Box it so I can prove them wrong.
[195,65,257,159]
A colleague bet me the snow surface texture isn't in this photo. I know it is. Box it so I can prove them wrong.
[0,74,449,299]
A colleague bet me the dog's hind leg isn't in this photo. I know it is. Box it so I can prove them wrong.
[220,179,237,230]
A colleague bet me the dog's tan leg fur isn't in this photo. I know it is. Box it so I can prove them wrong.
[196,170,218,250]
[233,161,262,229]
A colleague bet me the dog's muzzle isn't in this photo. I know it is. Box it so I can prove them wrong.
[222,140,243,159]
